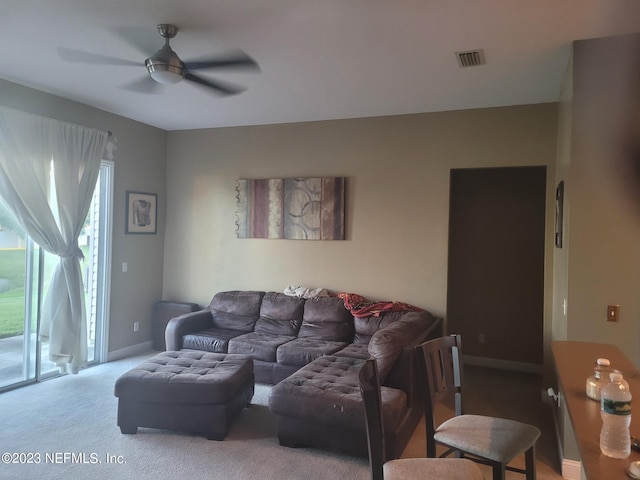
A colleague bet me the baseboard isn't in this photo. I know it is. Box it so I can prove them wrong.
[462,354,543,374]
[107,341,153,362]
[562,459,583,480]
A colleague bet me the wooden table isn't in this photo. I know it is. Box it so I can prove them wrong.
[552,341,640,479]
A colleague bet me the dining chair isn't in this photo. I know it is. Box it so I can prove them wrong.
[415,334,541,480]
[359,358,485,480]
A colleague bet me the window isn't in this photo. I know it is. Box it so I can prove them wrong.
[0,161,113,391]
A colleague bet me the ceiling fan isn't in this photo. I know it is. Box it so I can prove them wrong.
[58,24,259,96]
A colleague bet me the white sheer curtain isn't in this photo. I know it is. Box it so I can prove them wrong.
[0,106,109,374]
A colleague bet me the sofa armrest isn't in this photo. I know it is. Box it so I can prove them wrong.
[165,309,213,351]
[383,345,420,407]
[383,316,443,406]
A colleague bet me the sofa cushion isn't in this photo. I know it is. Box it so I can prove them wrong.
[298,296,354,341]
[209,291,265,332]
[182,328,245,353]
[228,332,295,362]
[276,338,348,367]
[268,355,407,430]
[255,292,305,336]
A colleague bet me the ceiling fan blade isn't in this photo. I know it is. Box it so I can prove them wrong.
[184,50,260,71]
[184,72,245,96]
[118,76,164,94]
[58,47,141,67]
[111,26,159,57]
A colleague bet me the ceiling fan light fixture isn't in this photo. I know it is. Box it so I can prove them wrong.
[147,64,184,84]
[145,44,185,84]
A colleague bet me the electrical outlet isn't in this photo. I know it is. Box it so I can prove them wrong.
[122,262,128,273]
[478,333,486,344]
[607,305,620,322]
[133,321,139,332]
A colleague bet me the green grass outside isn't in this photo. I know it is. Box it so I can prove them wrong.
[0,249,27,338]
[0,247,89,338]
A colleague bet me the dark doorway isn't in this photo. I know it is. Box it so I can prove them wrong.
[446,166,546,366]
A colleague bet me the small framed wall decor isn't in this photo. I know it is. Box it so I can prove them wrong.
[555,181,564,248]
[126,191,157,234]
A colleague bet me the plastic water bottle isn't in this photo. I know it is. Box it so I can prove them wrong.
[600,372,632,458]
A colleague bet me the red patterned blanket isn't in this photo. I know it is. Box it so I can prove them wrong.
[337,292,424,318]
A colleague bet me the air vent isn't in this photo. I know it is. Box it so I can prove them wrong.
[455,49,486,67]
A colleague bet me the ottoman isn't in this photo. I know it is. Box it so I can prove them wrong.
[114,351,254,440]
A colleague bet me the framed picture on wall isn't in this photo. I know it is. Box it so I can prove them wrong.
[555,181,564,248]
[126,191,157,234]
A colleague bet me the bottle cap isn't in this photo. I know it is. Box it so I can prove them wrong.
[610,372,624,382]
[597,358,611,366]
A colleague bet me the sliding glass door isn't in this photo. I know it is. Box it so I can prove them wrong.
[86,160,114,365]
[0,236,34,387]
[0,161,112,391]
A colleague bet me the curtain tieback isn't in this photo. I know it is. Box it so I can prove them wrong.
[61,241,85,260]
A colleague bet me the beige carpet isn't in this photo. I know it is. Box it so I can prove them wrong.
[0,353,561,480]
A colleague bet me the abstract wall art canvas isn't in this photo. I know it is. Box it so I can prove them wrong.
[236,177,345,240]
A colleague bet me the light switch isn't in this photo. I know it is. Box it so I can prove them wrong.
[607,305,619,322]
[122,262,128,273]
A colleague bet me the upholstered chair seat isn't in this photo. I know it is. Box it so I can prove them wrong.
[436,414,541,465]
[383,458,485,479]
[416,334,541,480]
[359,358,484,480]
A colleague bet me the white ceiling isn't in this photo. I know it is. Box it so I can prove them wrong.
[1,1,639,131]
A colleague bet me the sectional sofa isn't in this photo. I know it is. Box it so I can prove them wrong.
[165,290,442,457]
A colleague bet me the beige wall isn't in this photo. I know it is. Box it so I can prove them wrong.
[553,34,640,464]
[164,104,559,341]
[563,34,640,365]
[552,53,573,345]
[0,78,167,355]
